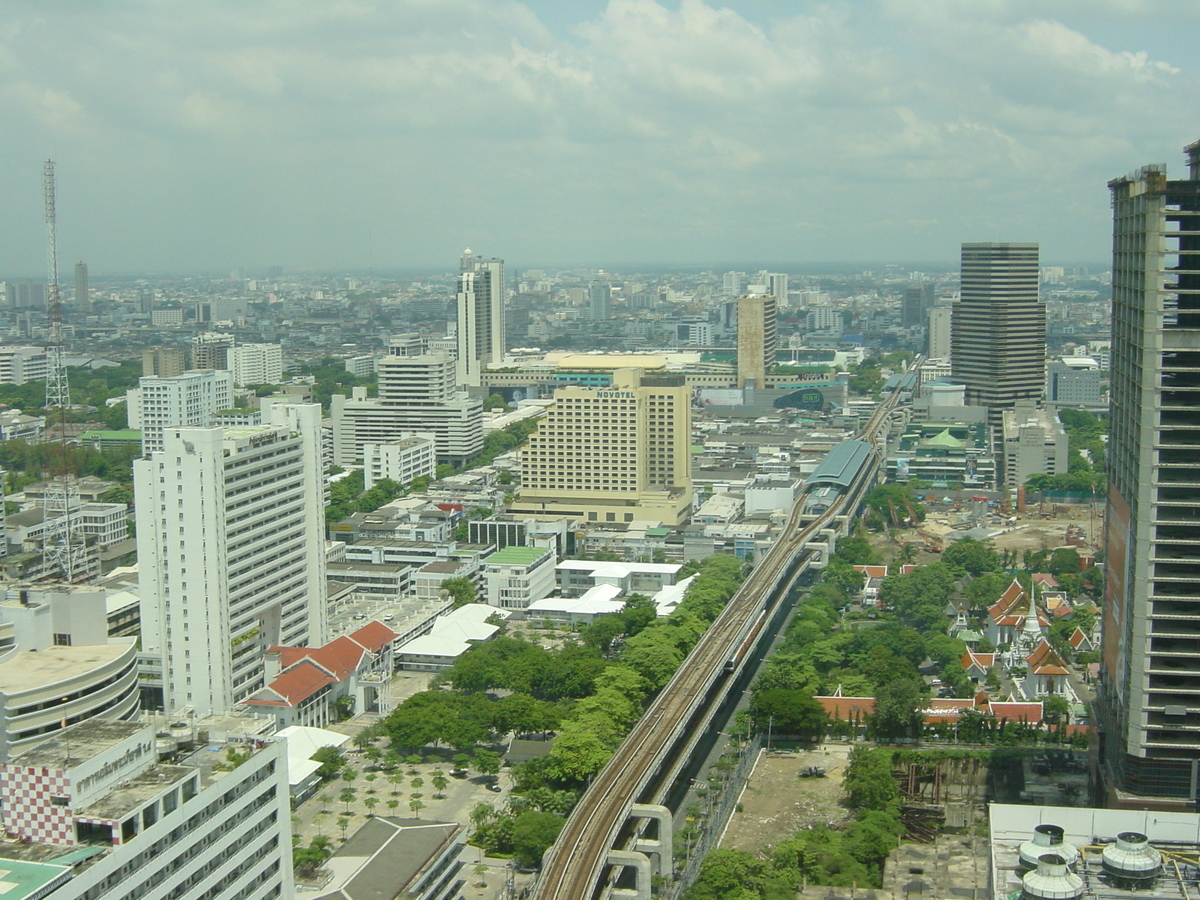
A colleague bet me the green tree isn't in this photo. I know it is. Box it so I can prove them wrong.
[408,797,425,818]
[511,811,566,869]
[311,746,345,780]
[750,689,828,742]
[441,576,477,608]
[942,538,1002,576]
[843,747,899,811]
[867,678,925,741]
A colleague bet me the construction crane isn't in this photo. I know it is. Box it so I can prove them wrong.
[41,160,87,582]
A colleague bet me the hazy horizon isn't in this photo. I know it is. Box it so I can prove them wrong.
[1,1,1195,274]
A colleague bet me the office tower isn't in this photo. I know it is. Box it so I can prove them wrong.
[511,368,692,526]
[456,249,505,386]
[902,280,932,328]
[141,345,187,378]
[332,353,483,465]
[950,243,1045,428]
[927,306,953,359]
[1099,140,1200,806]
[191,332,235,369]
[722,271,743,298]
[766,273,789,306]
[589,280,611,321]
[73,262,88,308]
[135,402,327,716]
[126,369,233,454]
[737,294,777,388]
[227,342,283,386]
[0,720,293,900]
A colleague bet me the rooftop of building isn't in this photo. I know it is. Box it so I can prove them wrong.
[313,818,460,900]
[0,639,136,695]
[83,764,194,821]
[0,858,72,900]
[485,546,551,566]
[6,720,147,769]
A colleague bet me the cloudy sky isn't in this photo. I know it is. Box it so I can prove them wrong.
[1,0,1197,274]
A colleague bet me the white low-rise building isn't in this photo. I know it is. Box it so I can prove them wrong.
[527,583,625,627]
[363,434,437,490]
[556,559,683,597]
[397,604,511,671]
[483,546,556,610]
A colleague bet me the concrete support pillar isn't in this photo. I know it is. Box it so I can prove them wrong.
[630,803,673,874]
[607,849,652,900]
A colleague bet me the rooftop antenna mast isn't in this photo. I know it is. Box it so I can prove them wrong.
[42,160,86,582]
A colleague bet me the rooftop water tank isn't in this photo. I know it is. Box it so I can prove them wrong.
[1101,832,1162,888]
[1021,854,1085,900]
[1019,824,1079,870]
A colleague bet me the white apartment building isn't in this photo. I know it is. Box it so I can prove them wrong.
[126,369,234,454]
[511,367,693,526]
[927,305,953,359]
[0,720,293,900]
[363,434,437,490]
[1001,404,1069,487]
[332,353,483,466]
[456,251,505,387]
[134,403,327,716]
[1046,357,1105,405]
[227,342,284,387]
[483,546,556,609]
[0,346,50,385]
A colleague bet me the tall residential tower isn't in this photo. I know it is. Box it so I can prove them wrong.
[456,249,505,386]
[1099,140,1200,807]
[135,402,327,716]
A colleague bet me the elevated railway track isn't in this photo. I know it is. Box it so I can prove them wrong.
[533,369,914,900]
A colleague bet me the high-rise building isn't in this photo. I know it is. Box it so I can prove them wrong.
[126,369,234,454]
[134,402,327,715]
[332,353,483,466]
[1099,140,1200,807]
[141,346,187,378]
[73,262,88,309]
[737,295,777,388]
[511,368,692,526]
[456,249,505,386]
[950,243,1045,432]
[927,306,953,359]
[0,720,294,900]
[227,342,283,386]
[722,271,743,298]
[902,280,932,328]
[191,332,235,370]
[589,280,611,322]
[766,273,789,306]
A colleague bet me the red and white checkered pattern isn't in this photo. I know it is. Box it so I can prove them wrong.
[1,766,74,845]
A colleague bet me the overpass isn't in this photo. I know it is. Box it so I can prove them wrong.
[532,366,914,900]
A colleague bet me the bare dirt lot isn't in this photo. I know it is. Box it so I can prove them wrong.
[721,744,852,854]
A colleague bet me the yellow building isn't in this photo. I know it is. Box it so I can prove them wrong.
[511,368,692,526]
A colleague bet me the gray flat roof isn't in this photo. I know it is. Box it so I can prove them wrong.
[315,818,459,900]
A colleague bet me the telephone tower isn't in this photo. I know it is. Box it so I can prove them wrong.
[41,160,87,582]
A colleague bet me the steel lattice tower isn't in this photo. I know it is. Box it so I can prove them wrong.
[41,160,87,582]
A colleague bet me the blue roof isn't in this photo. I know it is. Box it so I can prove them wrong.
[805,440,873,489]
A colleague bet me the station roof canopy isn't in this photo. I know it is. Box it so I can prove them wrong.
[804,440,872,490]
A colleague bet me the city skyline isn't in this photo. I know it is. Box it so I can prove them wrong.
[0,1,1196,273]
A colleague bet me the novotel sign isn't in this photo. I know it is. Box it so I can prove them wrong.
[595,391,635,399]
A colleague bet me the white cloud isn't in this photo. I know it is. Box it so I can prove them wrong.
[0,0,1195,271]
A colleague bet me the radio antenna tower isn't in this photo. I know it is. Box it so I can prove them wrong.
[42,160,86,582]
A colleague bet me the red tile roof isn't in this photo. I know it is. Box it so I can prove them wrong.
[1068,628,1090,650]
[853,565,889,579]
[1031,573,1059,587]
[815,696,876,720]
[246,660,334,706]
[349,621,398,653]
[961,651,995,672]
[1027,640,1069,676]
[989,701,1043,724]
